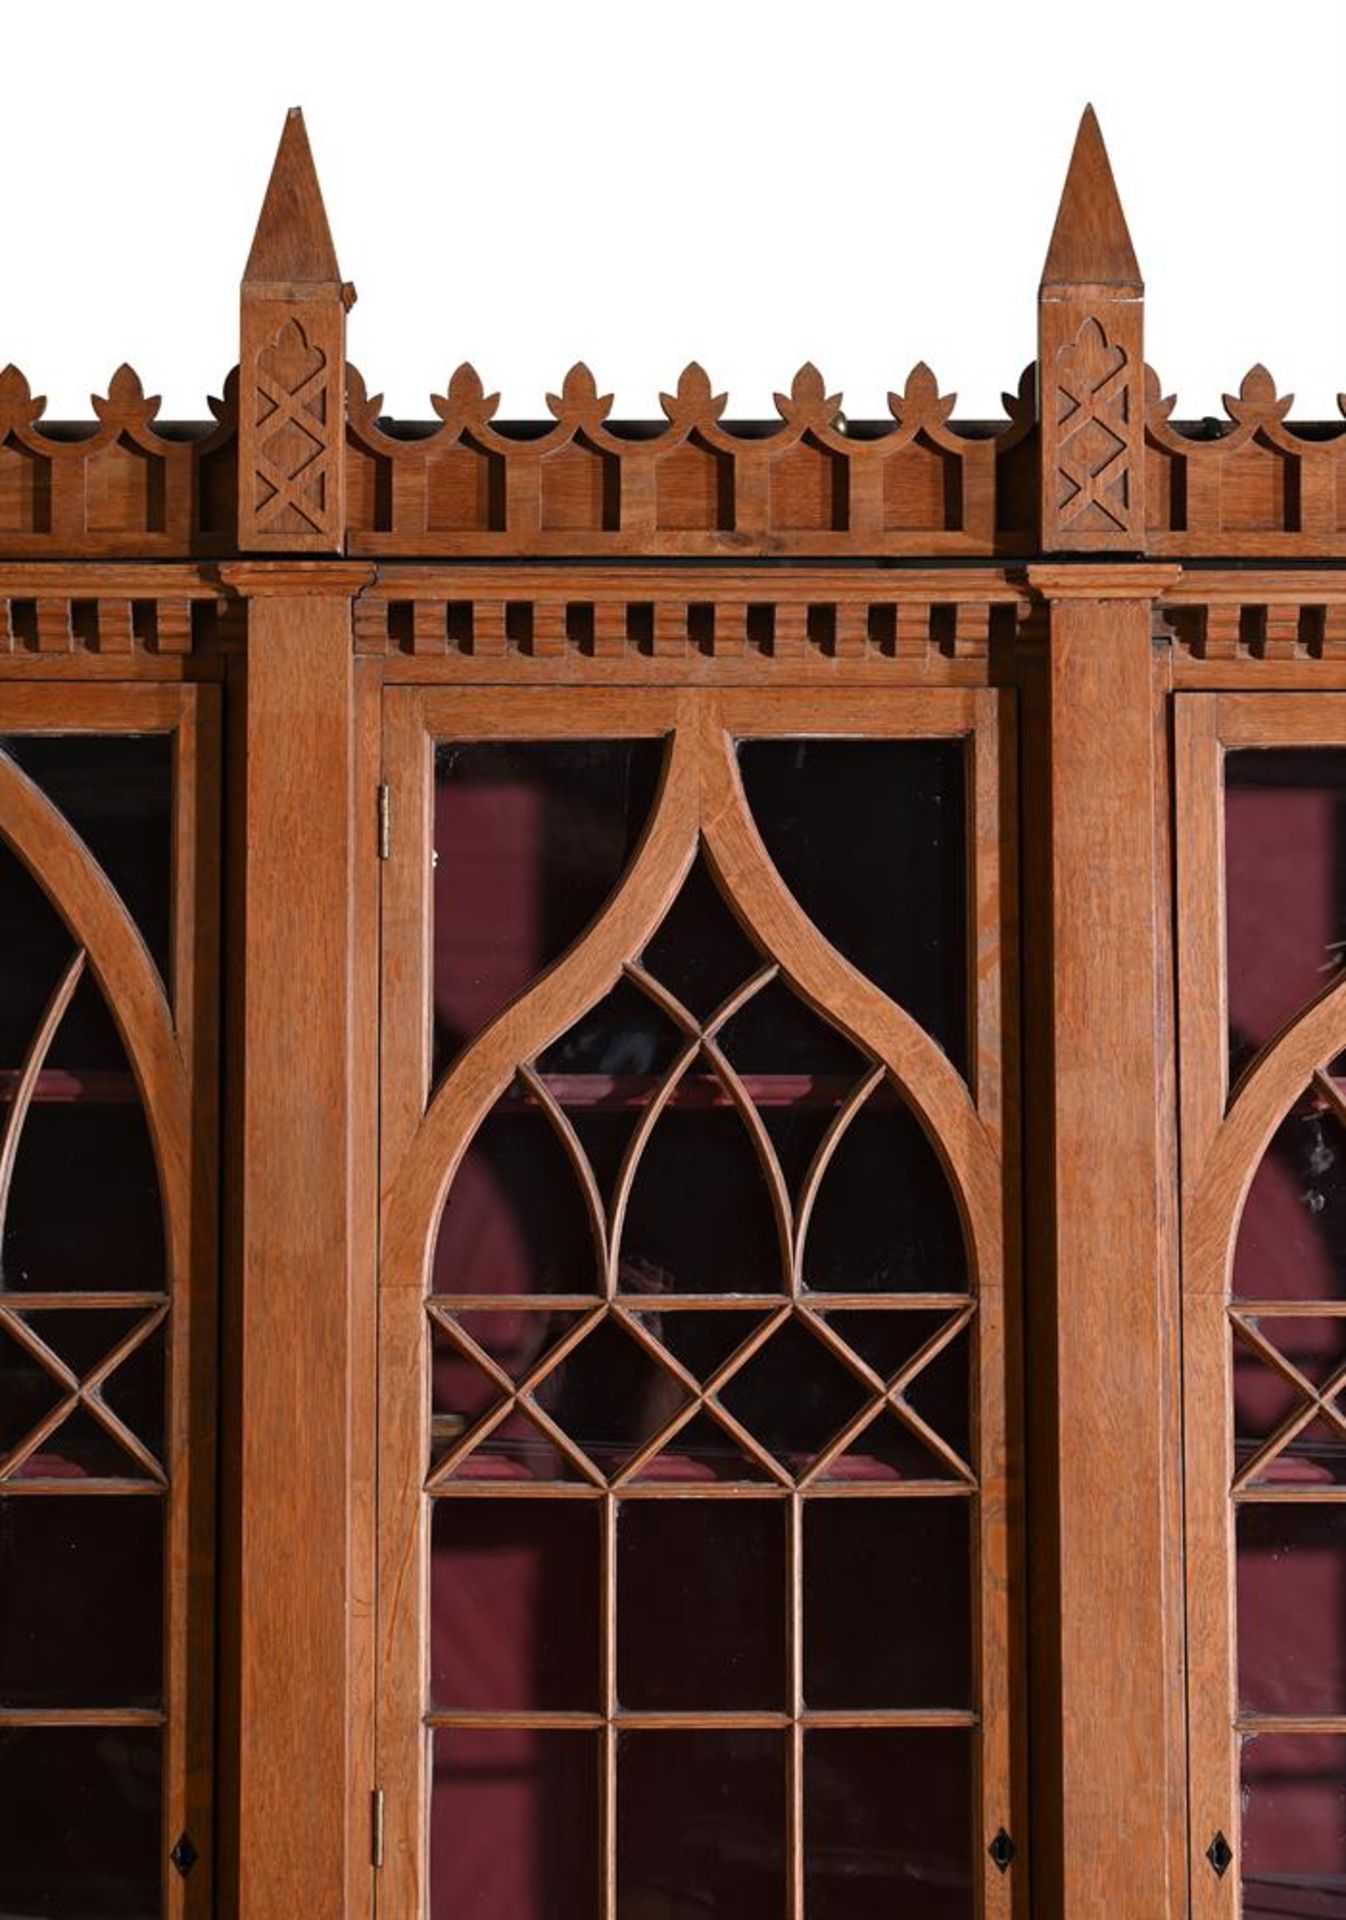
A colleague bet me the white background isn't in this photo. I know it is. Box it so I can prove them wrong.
[3,0,1344,424]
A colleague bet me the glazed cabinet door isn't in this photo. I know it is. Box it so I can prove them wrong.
[0,686,218,1917]
[1180,695,1346,1917]
[374,686,1022,1917]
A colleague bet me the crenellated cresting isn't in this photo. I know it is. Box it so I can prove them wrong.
[0,362,239,557]
[2,105,1346,562]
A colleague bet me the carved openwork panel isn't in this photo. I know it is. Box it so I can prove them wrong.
[1050,317,1137,536]
[374,685,1017,1916]
[1036,306,1145,552]
[343,360,1025,559]
[0,366,222,559]
[0,687,216,1917]
[11,348,1346,560]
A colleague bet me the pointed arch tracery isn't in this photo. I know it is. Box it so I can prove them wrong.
[0,747,191,1268]
[1180,695,1346,1916]
[375,684,1014,1918]
[0,689,216,1915]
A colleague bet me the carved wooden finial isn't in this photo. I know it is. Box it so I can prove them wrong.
[1039,106,1146,551]
[239,108,349,552]
[244,107,342,289]
[1042,105,1142,297]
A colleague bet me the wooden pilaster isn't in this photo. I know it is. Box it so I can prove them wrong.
[1039,107,1146,552]
[1021,562,1185,1917]
[219,562,375,1916]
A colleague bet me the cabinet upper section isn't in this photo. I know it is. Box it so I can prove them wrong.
[2,106,1344,565]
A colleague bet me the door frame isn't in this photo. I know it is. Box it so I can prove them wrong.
[371,681,1024,1915]
[1177,692,1346,1915]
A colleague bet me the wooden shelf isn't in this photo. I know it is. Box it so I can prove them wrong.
[0,1068,138,1105]
[503,1072,886,1112]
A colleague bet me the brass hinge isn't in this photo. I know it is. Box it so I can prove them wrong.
[371,1786,385,1868]
[377,784,391,861]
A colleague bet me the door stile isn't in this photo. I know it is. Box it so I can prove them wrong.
[969,690,1021,1920]
[165,683,221,1919]
[975,684,1023,1920]
[350,656,385,1909]
[374,687,438,1916]
[1176,695,1239,1920]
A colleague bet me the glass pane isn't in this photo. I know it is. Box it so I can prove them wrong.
[1,734,173,984]
[719,1315,870,1476]
[431,1309,594,1480]
[719,982,874,1204]
[738,738,968,1072]
[822,1311,971,1479]
[537,976,687,1224]
[21,1306,143,1377]
[3,1108,164,1295]
[618,1498,786,1710]
[432,1093,599,1298]
[758,1095,851,1214]
[45,972,132,1075]
[440,1307,592,1386]
[99,1324,167,1465]
[631,1306,771,1383]
[431,1728,599,1920]
[14,1404,157,1483]
[626,1310,780,1483]
[804,1501,971,1709]
[0,1314,64,1454]
[802,1091,967,1295]
[1226,749,1346,1083]
[1239,1505,1346,1716]
[0,1724,162,1919]
[6,1310,168,1471]
[619,1103,785,1295]
[0,894,164,1296]
[540,1317,687,1480]
[1234,1098,1346,1301]
[629,1407,779,1485]
[639,849,762,1020]
[566,1107,639,1223]
[821,1405,963,1484]
[617,1730,787,1916]
[718,975,870,1080]
[1235,1317,1346,1485]
[0,1496,162,1707]
[437,1412,573,1486]
[1242,1731,1346,1917]
[805,1728,973,1919]
[433,738,664,1075]
[0,840,73,1069]
[431,1499,600,1712]
[537,974,685,1081]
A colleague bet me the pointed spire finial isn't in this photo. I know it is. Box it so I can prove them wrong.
[244,107,342,288]
[1042,105,1141,295]
[238,109,349,551]
[1037,107,1146,551]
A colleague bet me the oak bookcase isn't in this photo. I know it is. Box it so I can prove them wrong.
[1,103,1342,1920]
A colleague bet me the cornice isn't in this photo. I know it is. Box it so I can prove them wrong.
[1027,564,1184,599]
